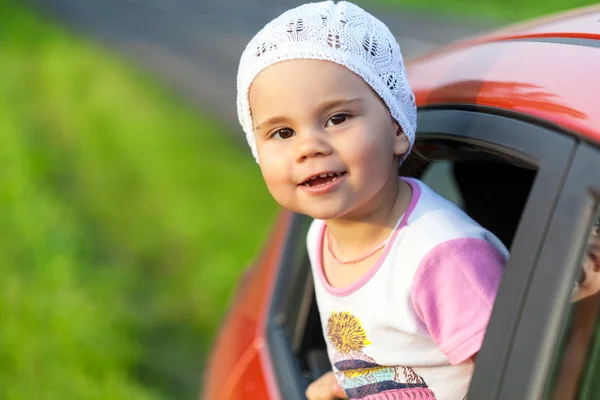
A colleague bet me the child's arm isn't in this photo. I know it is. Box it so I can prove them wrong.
[411,238,506,365]
[306,371,347,400]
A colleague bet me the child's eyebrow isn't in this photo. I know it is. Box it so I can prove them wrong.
[317,97,363,114]
[255,116,289,131]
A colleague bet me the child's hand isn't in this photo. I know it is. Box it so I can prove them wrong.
[305,371,347,400]
[573,234,600,302]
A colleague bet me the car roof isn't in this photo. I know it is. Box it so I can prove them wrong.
[407,5,600,144]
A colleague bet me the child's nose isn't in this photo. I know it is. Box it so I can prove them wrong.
[295,129,333,162]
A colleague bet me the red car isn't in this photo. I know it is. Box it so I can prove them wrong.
[203,5,600,399]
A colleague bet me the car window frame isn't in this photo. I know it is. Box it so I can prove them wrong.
[265,106,577,399]
[496,142,600,400]
[417,107,577,400]
[266,213,313,398]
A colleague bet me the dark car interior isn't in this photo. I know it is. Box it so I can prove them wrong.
[292,145,539,384]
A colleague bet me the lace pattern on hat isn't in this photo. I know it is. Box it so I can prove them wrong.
[236,1,417,162]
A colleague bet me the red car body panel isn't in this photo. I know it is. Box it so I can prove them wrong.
[407,40,600,142]
[203,6,600,399]
[203,212,293,400]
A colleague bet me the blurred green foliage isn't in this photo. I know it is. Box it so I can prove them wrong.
[0,3,277,399]
[371,0,595,21]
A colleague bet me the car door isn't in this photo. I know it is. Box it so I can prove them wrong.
[265,107,577,399]
[416,108,576,400]
[494,142,600,400]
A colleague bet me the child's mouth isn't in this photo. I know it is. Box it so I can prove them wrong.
[301,171,346,187]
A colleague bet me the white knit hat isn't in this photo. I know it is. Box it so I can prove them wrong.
[237,0,417,162]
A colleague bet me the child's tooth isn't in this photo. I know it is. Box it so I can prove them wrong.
[328,173,334,176]
[319,174,327,178]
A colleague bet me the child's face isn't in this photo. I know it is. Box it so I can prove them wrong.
[249,59,409,220]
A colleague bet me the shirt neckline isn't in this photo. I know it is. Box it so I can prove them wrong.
[315,178,422,297]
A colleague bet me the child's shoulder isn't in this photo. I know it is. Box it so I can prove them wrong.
[306,218,325,252]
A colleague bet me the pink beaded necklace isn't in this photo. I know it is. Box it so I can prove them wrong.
[326,227,392,265]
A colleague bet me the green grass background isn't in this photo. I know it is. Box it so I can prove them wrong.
[0,3,277,399]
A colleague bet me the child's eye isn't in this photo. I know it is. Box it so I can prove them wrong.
[326,113,349,127]
[271,128,295,140]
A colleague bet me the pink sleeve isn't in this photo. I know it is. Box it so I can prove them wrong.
[411,238,506,365]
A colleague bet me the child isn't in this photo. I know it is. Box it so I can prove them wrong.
[236,2,507,399]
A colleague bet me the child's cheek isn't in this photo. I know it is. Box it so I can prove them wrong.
[258,149,295,207]
[344,128,393,173]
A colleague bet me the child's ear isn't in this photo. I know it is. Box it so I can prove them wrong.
[393,122,410,156]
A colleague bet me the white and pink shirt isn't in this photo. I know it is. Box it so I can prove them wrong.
[307,178,508,400]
